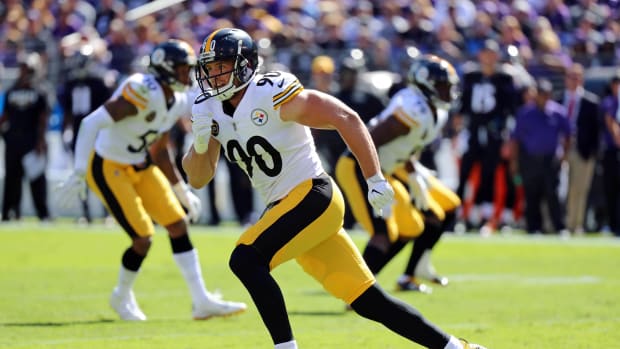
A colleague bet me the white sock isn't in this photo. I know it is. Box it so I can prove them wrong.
[173,249,210,303]
[444,336,464,349]
[116,266,138,297]
[415,250,436,277]
[274,340,297,349]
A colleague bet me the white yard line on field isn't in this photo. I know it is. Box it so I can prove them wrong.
[448,274,601,284]
[1,331,222,348]
[442,233,620,247]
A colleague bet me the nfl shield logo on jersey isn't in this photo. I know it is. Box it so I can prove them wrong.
[251,109,268,126]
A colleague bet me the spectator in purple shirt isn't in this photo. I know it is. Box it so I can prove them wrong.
[510,78,571,234]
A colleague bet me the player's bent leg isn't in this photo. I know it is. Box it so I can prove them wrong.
[414,213,454,287]
[362,234,392,274]
[297,229,375,304]
[166,220,246,320]
[229,244,292,345]
[110,244,148,321]
[87,155,157,321]
[401,213,448,289]
[131,236,152,256]
[110,287,146,321]
[414,250,449,287]
[350,284,451,348]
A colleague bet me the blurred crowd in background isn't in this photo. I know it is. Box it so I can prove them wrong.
[1,0,620,236]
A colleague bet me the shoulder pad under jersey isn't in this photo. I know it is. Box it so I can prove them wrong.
[120,78,151,110]
[266,71,304,110]
[390,89,431,129]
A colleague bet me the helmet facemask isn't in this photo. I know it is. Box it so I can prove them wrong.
[409,55,460,110]
[430,80,460,110]
[148,40,197,92]
[197,57,249,101]
[152,60,193,92]
[168,65,194,92]
[196,34,258,102]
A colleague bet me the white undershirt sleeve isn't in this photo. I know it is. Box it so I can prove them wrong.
[73,106,114,174]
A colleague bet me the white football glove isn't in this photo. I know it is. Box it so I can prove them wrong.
[366,174,395,218]
[56,172,87,208]
[413,161,436,186]
[173,181,202,223]
[408,171,430,211]
[191,114,212,154]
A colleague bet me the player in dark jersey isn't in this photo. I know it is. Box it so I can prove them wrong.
[59,49,112,223]
[1,53,51,221]
[454,39,519,233]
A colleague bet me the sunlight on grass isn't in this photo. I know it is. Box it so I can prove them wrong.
[0,222,619,348]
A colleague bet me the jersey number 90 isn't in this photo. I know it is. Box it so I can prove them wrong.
[226,135,282,178]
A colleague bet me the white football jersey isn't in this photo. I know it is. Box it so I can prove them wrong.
[192,71,324,204]
[95,73,194,164]
[375,86,448,174]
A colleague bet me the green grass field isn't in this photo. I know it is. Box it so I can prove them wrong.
[0,221,618,349]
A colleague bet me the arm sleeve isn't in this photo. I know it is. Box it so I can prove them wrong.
[73,106,114,174]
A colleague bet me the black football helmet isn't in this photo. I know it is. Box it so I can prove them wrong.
[148,39,197,92]
[63,46,95,80]
[17,52,41,81]
[196,28,259,101]
[407,54,460,110]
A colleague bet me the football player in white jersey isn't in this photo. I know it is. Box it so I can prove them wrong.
[183,28,485,349]
[56,39,246,321]
[335,54,462,294]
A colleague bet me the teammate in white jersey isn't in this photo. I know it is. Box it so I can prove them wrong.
[56,39,246,321]
[336,54,462,294]
[183,28,485,349]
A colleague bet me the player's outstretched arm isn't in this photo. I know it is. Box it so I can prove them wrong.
[281,89,382,179]
[281,89,394,217]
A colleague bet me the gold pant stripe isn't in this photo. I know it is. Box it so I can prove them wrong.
[87,153,185,237]
[392,167,461,220]
[335,156,416,241]
[334,156,377,234]
[427,175,461,212]
[237,175,376,302]
[90,153,140,237]
[390,176,425,238]
[237,176,336,268]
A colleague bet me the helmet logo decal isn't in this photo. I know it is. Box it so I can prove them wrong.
[250,109,268,126]
[416,66,429,83]
[196,28,259,101]
[151,48,165,65]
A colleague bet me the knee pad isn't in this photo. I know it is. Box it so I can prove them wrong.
[229,244,268,277]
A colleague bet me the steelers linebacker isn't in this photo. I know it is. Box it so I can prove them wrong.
[183,28,485,349]
[335,54,462,293]
[57,39,246,321]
